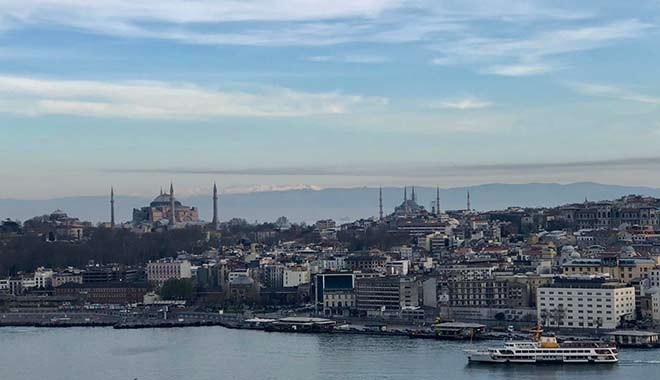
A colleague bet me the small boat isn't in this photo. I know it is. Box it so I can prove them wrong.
[465,327,618,364]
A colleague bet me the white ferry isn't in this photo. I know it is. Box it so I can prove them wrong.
[466,329,618,364]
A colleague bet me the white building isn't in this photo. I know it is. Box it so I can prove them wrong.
[320,256,347,272]
[283,267,310,288]
[537,278,635,330]
[146,259,192,287]
[34,267,54,288]
[386,260,410,276]
[652,293,660,323]
[52,271,83,288]
[323,289,355,317]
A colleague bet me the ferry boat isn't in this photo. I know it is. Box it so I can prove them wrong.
[465,328,618,364]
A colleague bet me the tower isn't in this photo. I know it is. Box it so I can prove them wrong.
[411,186,416,203]
[110,186,115,228]
[436,186,441,215]
[379,187,383,220]
[170,182,176,226]
[212,182,219,229]
[467,190,471,211]
[403,186,409,216]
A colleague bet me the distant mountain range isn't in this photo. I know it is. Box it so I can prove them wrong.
[2,182,660,224]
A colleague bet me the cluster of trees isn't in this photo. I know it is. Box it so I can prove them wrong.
[0,227,211,275]
[0,219,21,234]
[338,224,411,251]
[159,278,195,301]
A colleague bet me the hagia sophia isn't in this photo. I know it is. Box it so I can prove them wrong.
[119,183,219,231]
[131,184,200,228]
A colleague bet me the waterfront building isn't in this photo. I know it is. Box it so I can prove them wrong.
[261,264,285,289]
[323,289,355,317]
[146,259,192,287]
[355,276,418,318]
[605,330,659,347]
[54,282,148,304]
[283,266,310,288]
[33,267,54,289]
[313,272,355,312]
[82,265,141,284]
[227,275,259,304]
[537,277,635,329]
[447,278,532,309]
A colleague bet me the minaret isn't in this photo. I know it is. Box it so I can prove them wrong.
[169,182,176,227]
[110,186,115,228]
[403,186,409,216]
[467,190,471,211]
[379,187,383,220]
[411,186,416,203]
[212,182,219,229]
[436,186,441,215]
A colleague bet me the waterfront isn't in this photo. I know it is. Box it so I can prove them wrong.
[1,327,660,380]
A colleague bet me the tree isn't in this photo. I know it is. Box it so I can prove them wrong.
[159,278,195,301]
[0,219,21,234]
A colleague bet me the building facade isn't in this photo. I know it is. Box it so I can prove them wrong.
[146,259,192,287]
[537,278,635,330]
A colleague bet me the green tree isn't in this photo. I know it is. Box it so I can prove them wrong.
[159,278,195,301]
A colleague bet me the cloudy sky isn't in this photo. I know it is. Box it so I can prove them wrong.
[2,0,660,198]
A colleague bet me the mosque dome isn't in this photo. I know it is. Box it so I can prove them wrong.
[150,193,181,207]
[561,245,580,259]
[50,209,68,218]
[621,246,636,256]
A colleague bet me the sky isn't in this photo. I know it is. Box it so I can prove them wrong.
[1,0,660,199]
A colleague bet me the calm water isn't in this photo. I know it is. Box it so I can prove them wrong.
[1,327,659,380]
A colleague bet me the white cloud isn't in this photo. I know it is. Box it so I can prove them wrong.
[571,82,660,106]
[223,184,324,194]
[432,19,651,75]
[0,1,600,47]
[428,96,493,110]
[0,0,401,24]
[480,62,554,76]
[0,75,388,119]
[306,54,388,63]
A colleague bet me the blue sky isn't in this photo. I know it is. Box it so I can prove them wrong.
[2,0,660,198]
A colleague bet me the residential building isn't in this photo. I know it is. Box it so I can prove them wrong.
[537,278,635,330]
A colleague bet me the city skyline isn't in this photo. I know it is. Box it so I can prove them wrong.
[2,1,660,198]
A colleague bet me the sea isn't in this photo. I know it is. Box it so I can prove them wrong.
[1,326,659,380]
